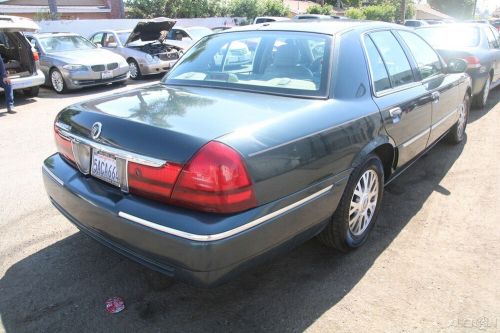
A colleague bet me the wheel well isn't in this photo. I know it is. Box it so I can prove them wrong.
[126,57,136,63]
[373,143,395,182]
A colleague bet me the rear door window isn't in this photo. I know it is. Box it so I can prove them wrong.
[369,31,415,88]
[397,30,442,80]
[364,35,391,92]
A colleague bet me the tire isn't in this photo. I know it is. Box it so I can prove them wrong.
[317,154,384,252]
[447,92,470,144]
[112,80,127,86]
[50,68,67,94]
[23,86,39,97]
[128,59,142,80]
[474,75,491,109]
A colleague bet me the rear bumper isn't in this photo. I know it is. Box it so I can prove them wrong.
[467,68,489,96]
[43,153,347,286]
[1,69,45,91]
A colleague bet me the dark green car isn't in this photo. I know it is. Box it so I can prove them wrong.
[43,20,471,286]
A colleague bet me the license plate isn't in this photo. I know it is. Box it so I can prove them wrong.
[91,151,120,186]
[101,70,113,79]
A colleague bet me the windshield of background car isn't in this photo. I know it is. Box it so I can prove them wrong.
[185,27,213,40]
[163,31,332,97]
[38,35,96,53]
[416,26,480,48]
[118,32,130,45]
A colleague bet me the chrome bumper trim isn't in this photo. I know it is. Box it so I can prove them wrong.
[118,185,334,242]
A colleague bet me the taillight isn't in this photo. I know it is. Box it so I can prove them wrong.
[128,162,182,202]
[32,51,39,62]
[464,56,481,69]
[54,128,76,164]
[170,141,257,213]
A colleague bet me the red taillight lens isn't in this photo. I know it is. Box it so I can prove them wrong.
[32,51,39,62]
[128,162,182,202]
[464,56,481,69]
[171,141,257,213]
[54,128,76,164]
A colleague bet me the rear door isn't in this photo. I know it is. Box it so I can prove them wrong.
[396,30,459,144]
[365,30,433,167]
[485,26,500,84]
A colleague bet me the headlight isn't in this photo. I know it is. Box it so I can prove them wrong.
[145,54,159,63]
[63,64,87,71]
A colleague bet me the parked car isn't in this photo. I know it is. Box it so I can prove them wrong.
[416,23,500,108]
[404,20,429,27]
[212,26,233,33]
[490,19,500,31]
[0,15,45,97]
[166,26,213,47]
[293,14,333,20]
[213,40,252,66]
[253,16,290,24]
[90,18,183,80]
[43,21,471,286]
[27,33,129,93]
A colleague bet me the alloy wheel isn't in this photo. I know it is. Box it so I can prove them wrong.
[51,71,64,92]
[349,169,379,236]
[129,61,138,79]
[457,100,467,140]
[483,77,491,106]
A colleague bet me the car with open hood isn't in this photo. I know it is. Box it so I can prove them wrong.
[0,15,45,97]
[43,20,471,286]
[27,32,129,93]
[90,18,183,80]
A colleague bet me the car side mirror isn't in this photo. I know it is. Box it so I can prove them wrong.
[447,58,467,73]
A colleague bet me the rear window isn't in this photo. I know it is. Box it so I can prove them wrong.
[416,26,480,48]
[164,31,332,97]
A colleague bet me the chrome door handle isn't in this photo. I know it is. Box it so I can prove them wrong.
[389,107,402,118]
[431,91,440,103]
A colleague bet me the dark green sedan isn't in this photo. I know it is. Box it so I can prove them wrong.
[42,20,471,286]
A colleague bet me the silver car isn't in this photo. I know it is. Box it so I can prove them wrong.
[90,18,183,80]
[28,33,129,93]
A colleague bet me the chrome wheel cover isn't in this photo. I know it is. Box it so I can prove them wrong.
[129,61,138,78]
[349,169,379,236]
[483,77,491,106]
[457,100,467,139]
[51,71,64,92]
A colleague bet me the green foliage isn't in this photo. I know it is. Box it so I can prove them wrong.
[428,0,475,19]
[345,7,365,20]
[228,0,259,18]
[306,4,334,15]
[257,0,289,17]
[126,0,166,18]
[362,4,396,22]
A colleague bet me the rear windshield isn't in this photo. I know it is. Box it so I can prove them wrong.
[163,31,332,97]
[38,35,96,53]
[416,26,480,48]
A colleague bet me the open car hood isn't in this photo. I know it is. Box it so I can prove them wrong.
[0,15,39,32]
[125,17,176,45]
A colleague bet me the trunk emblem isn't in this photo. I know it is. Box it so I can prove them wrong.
[91,122,102,139]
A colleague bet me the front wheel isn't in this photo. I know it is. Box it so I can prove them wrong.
[50,69,67,94]
[474,75,491,109]
[317,154,384,252]
[128,59,142,80]
[447,93,470,144]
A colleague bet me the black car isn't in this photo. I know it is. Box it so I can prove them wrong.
[416,23,500,108]
[43,21,471,286]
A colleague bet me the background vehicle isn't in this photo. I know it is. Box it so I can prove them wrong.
[212,26,233,33]
[0,15,45,97]
[213,40,252,66]
[490,19,500,31]
[253,16,290,24]
[91,18,182,80]
[166,26,212,47]
[28,33,129,93]
[293,14,333,20]
[43,21,471,286]
[404,19,429,27]
[416,23,500,108]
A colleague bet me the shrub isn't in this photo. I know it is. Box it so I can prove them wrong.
[345,7,366,20]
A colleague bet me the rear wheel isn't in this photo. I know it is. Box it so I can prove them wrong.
[23,86,39,97]
[128,59,142,80]
[447,93,470,144]
[50,69,67,94]
[474,75,491,109]
[317,154,384,252]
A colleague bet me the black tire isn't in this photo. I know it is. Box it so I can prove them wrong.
[23,86,39,97]
[473,75,491,109]
[317,154,384,252]
[50,68,67,94]
[128,59,142,80]
[112,80,127,86]
[447,93,470,144]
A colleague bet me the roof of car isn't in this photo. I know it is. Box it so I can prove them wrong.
[415,22,492,30]
[226,20,405,35]
[33,32,81,37]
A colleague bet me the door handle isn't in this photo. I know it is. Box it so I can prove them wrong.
[389,107,402,118]
[431,91,440,103]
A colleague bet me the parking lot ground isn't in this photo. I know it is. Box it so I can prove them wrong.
[0,82,499,333]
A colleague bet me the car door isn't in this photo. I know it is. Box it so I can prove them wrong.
[29,37,50,78]
[365,31,433,167]
[486,26,500,84]
[396,30,459,144]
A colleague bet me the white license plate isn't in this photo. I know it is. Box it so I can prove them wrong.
[101,71,113,79]
[91,151,120,186]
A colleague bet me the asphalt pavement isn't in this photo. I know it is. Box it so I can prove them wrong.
[0,80,499,333]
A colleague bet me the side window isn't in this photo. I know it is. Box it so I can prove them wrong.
[369,31,414,88]
[484,27,498,48]
[364,35,391,92]
[398,30,442,80]
[91,33,103,46]
[488,27,500,48]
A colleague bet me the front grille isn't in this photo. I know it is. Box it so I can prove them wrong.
[107,63,118,70]
[91,64,105,72]
[159,52,179,61]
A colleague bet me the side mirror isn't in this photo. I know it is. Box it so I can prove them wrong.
[447,58,467,73]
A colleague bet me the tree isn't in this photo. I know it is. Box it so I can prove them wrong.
[257,0,289,17]
[345,7,365,19]
[428,0,475,19]
[126,0,166,18]
[307,4,334,15]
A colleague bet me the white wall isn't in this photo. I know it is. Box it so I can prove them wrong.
[37,17,237,38]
